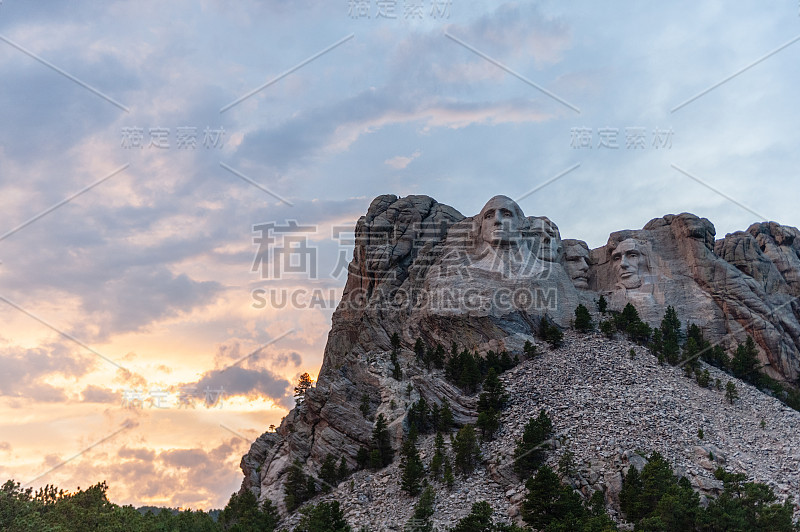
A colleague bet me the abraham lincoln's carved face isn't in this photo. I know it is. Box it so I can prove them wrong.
[611,239,644,289]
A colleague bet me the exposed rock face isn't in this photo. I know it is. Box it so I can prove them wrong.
[240,195,800,520]
[585,213,800,382]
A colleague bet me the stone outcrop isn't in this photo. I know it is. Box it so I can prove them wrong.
[240,194,800,523]
[586,213,800,382]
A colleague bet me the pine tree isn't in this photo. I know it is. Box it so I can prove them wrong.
[369,449,382,470]
[356,447,370,469]
[414,337,426,365]
[391,350,402,380]
[523,340,538,358]
[539,316,564,348]
[725,381,739,404]
[452,425,481,475]
[399,438,425,495]
[306,475,317,499]
[479,368,507,409]
[408,396,430,434]
[620,303,640,330]
[660,306,681,365]
[619,465,645,521]
[430,432,445,479]
[219,490,280,531]
[391,332,401,349]
[359,393,370,418]
[405,485,435,532]
[638,452,675,517]
[430,403,440,432]
[521,465,584,530]
[371,414,393,468]
[294,373,314,403]
[597,295,608,314]
[319,454,338,492]
[476,368,506,441]
[574,304,593,332]
[451,501,494,532]
[514,409,553,478]
[710,344,730,369]
[599,319,616,339]
[457,351,482,393]
[731,336,761,385]
[683,337,700,376]
[651,328,663,360]
[439,399,454,432]
[296,501,351,532]
[443,457,455,490]
[432,343,445,369]
[476,411,498,443]
[337,457,349,482]
[284,460,311,513]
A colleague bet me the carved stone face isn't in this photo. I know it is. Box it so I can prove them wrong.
[478,196,524,247]
[531,217,562,263]
[564,242,590,289]
[611,239,643,289]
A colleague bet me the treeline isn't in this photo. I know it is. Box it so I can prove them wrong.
[619,451,796,531]
[0,477,355,532]
[0,479,275,531]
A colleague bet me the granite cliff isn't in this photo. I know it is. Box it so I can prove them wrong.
[239,194,800,525]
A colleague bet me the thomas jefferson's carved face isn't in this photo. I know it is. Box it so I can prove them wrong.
[479,196,523,247]
[564,242,590,289]
[611,239,643,289]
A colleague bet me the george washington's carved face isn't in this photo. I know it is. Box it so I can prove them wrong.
[478,196,524,247]
[611,239,644,289]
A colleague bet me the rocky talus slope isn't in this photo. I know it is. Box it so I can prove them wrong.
[275,330,800,530]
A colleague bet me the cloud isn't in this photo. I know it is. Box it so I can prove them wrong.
[450,3,572,67]
[385,149,422,169]
[212,340,304,372]
[118,447,156,462]
[81,385,119,403]
[104,438,247,508]
[160,448,209,469]
[237,90,552,172]
[272,351,303,369]
[0,345,93,402]
[184,366,292,408]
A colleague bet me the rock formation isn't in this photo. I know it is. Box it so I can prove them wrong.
[240,194,800,521]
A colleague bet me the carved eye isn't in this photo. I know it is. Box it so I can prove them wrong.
[484,210,494,219]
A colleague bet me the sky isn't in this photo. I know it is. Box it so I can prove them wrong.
[0,0,799,511]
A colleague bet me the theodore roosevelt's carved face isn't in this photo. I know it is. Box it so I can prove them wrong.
[611,239,644,289]
[478,196,524,247]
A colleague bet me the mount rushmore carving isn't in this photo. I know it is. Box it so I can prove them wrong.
[241,193,800,509]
